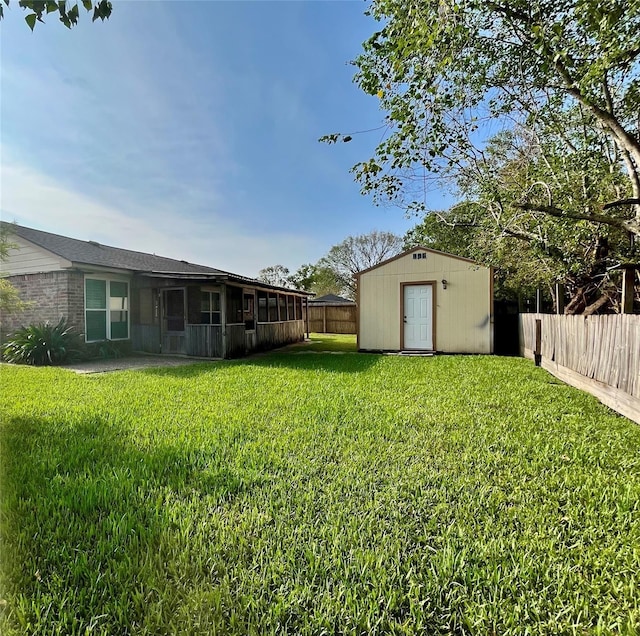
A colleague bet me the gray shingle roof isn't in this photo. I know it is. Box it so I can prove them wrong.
[308,294,354,304]
[4,223,313,294]
[8,223,231,275]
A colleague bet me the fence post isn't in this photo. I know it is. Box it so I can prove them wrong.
[534,318,542,367]
[555,283,565,314]
[621,267,635,314]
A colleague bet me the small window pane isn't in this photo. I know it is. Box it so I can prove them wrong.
[201,292,211,312]
[86,279,106,309]
[110,281,128,298]
[110,295,128,311]
[211,311,221,325]
[201,312,212,325]
[257,292,268,322]
[268,294,278,322]
[110,317,128,339]
[211,292,220,311]
[86,311,107,341]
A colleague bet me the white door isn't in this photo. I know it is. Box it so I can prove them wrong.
[403,284,433,350]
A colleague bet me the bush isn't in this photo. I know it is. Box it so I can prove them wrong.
[85,339,132,360]
[1,318,84,366]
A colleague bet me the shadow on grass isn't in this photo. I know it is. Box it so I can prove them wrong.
[0,414,261,633]
[139,349,382,378]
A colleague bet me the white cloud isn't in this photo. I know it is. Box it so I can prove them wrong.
[0,155,317,277]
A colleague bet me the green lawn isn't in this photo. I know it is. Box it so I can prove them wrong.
[1,351,639,635]
[289,332,357,352]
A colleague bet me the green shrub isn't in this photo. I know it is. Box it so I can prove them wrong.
[1,318,84,365]
[84,339,132,360]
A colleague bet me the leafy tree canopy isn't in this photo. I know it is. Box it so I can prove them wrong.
[257,265,292,289]
[324,0,640,235]
[0,0,112,30]
[317,230,404,299]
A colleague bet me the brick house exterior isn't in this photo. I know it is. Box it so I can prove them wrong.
[2,271,84,336]
[1,223,311,358]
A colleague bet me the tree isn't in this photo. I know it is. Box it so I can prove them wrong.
[257,264,291,288]
[0,224,29,316]
[323,0,640,236]
[287,263,343,296]
[318,230,403,299]
[0,0,112,30]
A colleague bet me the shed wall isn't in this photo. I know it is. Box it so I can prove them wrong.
[358,251,491,353]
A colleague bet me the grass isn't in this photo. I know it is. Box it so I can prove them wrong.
[288,332,358,352]
[1,350,639,635]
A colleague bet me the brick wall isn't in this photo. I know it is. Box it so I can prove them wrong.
[1,271,85,337]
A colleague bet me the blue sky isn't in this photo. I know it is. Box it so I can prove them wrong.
[1,0,448,276]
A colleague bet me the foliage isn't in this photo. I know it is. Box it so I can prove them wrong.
[257,264,292,288]
[404,117,636,310]
[259,230,402,300]
[1,354,639,634]
[288,263,344,297]
[0,279,30,315]
[323,0,640,241]
[318,230,404,299]
[0,0,112,30]
[1,318,84,365]
[0,223,29,316]
[84,338,133,360]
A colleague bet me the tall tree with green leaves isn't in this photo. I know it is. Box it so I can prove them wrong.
[324,0,640,237]
[318,230,404,299]
[405,114,635,312]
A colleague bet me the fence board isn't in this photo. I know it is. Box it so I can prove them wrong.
[520,314,640,424]
[307,304,356,334]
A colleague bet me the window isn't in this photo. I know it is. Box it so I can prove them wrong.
[243,292,255,330]
[257,291,268,322]
[268,293,278,322]
[296,297,303,321]
[287,295,295,321]
[278,294,287,321]
[85,277,129,342]
[201,291,221,324]
[227,286,243,324]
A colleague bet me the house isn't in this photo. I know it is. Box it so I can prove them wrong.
[0,223,311,358]
[308,293,354,305]
[357,246,493,354]
[307,293,356,334]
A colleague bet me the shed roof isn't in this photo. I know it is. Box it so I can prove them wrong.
[4,223,310,295]
[356,245,484,276]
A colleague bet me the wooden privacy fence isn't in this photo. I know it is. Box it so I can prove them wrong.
[308,304,357,334]
[519,314,640,424]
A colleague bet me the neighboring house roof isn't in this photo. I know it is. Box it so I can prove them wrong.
[4,223,310,295]
[308,294,355,304]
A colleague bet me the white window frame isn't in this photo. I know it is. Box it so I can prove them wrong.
[84,275,130,342]
[200,289,222,325]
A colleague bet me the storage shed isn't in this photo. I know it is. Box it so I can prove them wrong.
[357,246,493,354]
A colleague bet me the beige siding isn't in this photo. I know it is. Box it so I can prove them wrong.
[359,250,492,353]
[1,236,70,275]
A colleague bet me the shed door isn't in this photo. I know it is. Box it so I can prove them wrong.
[403,284,433,350]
